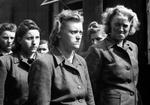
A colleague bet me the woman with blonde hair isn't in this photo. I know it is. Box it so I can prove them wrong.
[86,5,141,105]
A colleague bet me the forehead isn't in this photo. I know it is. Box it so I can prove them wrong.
[62,21,83,29]
[112,14,129,23]
[1,30,15,36]
[26,29,40,36]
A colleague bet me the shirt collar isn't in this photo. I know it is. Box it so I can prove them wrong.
[51,47,80,66]
[104,37,116,49]
[13,52,38,64]
[0,50,12,56]
[104,37,133,51]
[51,47,65,65]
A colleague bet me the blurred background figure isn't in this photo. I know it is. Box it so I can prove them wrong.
[0,23,17,56]
[38,39,49,54]
[79,21,107,58]
[86,5,141,105]
[88,21,107,45]
[0,19,40,105]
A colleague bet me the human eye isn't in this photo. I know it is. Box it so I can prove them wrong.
[35,36,40,39]
[95,37,102,41]
[123,24,128,28]
[26,36,33,40]
[2,36,9,40]
[10,37,15,40]
[70,30,78,34]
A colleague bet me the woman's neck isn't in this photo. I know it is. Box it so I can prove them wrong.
[117,41,124,47]
[20,50,35,59]
[57,46,74,63]
[108,36,124,47]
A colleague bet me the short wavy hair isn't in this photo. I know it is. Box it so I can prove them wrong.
[101,5,140,35]
[49,9,83,48]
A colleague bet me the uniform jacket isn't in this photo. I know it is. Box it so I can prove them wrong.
[0,52,40,105]
[86,37,140,105]
[27,48,95,105]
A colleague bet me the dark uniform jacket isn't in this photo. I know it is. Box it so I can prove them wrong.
[86,37,140,105]
[0,52,40,105]
[27,48,95,105]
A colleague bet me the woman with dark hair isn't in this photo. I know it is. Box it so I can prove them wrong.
[0,19,40,105]
[0,22,17,56]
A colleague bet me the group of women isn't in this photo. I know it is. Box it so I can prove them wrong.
[0,4,142,105]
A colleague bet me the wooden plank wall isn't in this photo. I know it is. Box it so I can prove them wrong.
[147,0,150,64]
[0,0,51,39]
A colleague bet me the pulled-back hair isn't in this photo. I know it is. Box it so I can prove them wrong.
[13,19,40,52]
[87,21,106,40]
[49,9,83,48]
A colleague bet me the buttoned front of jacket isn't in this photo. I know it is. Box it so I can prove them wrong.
[28,48,95,105]
[86,38,139,105]
[0,52,40,105]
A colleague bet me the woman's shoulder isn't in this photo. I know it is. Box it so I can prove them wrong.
[0,53,15,62]
[125,40,138,48]
[76,53,86,60]
[126,40,137,45]
[36,52,53,63]
[75,53,87,66]
[0,54,16,71]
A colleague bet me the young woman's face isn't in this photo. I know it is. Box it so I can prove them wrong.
[38,43,49,54]
[91,31,107,45]
[59,21,83,50]
[0,31,15,52]
[110,14,131,41]
[19,29,40,55]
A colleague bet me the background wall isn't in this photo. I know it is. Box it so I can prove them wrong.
[0,0,52,39]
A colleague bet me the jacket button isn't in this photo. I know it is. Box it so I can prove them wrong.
[126,66,130,70]
[127,79,131,83]
[130,92,134,96]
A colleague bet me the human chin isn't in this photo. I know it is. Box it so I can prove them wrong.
[30,48,38,53]
[6,46,12,50]
[74,44,80,49]
[5,47,12,52]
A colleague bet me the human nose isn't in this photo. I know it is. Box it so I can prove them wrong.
[76,35,81,41]
[32,38,39,45]
[119,26,124,31]
[8,38,13,43]
[76,32,82,40]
